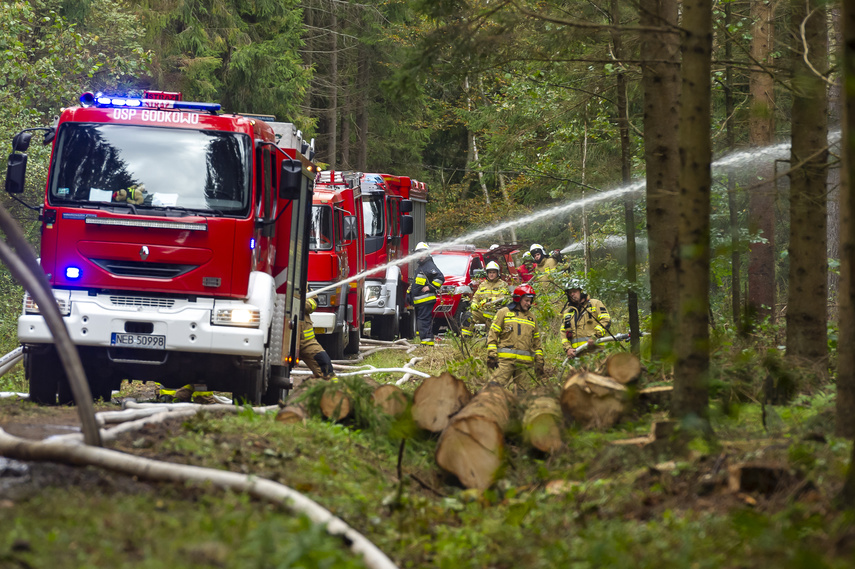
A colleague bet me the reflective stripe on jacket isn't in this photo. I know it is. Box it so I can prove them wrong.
[561,297,610,347]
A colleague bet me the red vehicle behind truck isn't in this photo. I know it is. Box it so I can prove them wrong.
[307,171,364,359]
[361,174,427,340]
[4,90,316,404]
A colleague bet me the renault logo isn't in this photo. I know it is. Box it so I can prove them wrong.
[140,246,150,261]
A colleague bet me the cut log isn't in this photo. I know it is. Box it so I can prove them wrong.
[275,405,307,425]
[371,384,408,417]
[603,352,642,385]
[560,371,629,430]
[521,388,563,453]
[320,384,351,421]
[412,372,472,432]
[435,383,516,490]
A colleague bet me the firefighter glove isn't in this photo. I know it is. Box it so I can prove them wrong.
[487,356,498,370]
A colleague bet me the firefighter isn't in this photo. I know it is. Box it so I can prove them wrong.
[530,243,558,281]
[517,251,535,283]
[561,282,611,358]
[300,298,337,380]
[462,261,509,337]
[486,284,544,393]
[156,383,215,404]
[409,242,444,346]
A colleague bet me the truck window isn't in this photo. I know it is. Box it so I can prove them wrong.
[362,194,385,237]
[48,123,252,215]
[432,254,469,277]
[309,205,334,251]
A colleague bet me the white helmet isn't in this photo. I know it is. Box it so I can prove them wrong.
[530,243,545,254]
[489,244,499,250]
[485,261,500,272]
[415,242,429,252]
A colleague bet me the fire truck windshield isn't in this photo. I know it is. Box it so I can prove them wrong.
[309,204,334,251]
[362,193,385,237]
[48,123,252,216]
[433,254,471,277]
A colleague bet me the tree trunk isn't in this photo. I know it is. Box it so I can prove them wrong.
[356,43,369,171]
[786,0,829,364]
[610,0,640,354]
[521,387,563,453]
[725,2,742,329]
[412,372,472,432]
[674,0,712,427]
[747,0,777,325]
[560,371,629,429]
[838,0,855,444]
[639,0,680,361]
[602,352,642,385]
[435,383,516,490]
[497,173,517,243]
[327,0,338,167]
[372,384,408,417]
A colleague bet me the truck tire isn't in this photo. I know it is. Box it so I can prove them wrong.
[376,312,398,341]
[319,328,346,360]
[399,309,417,340]
[344,327,360,355]
[26,346,60,405]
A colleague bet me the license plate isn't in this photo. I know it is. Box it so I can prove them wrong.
[111,333,166,349]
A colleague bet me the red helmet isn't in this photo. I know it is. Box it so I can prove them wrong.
[512,284,536,303]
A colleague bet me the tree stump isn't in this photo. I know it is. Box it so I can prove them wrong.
[602,352,642,385]
[320,384,351,421]
[521,388,563,453]
[435,383,517,490]
[275,405,307,425]
[412,372,472,432]
[560,371,629,429]
[371,384,408,417]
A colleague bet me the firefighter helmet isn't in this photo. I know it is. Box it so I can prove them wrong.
[530,243,546,257]
[512,284,536,303]
[415,242,429,252]
[522,251,533,262]
[489,244,499,250]
[563,278,584,291]
[485,261,500,272]
[306,298,318,313]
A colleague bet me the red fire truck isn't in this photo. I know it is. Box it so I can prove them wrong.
[4,91,316,404]
[307,171,364,359]
[361,174,427,340]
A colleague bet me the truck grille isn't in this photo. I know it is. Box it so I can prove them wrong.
[91,259,197,279]
[109,296,176,308]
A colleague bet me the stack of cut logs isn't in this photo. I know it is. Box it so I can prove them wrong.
[276,352,671,491]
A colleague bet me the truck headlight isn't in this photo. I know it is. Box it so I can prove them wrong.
[365,285,382,303]
[439,285,455,295]
[212,306,261,327]
[23,292,70,316]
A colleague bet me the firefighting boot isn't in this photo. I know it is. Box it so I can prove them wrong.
[190,384,216,405]
[172,385,194,403]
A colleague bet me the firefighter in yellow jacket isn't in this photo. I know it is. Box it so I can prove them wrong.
[462,261,509,337]
[300,298,337,380]
[561,282,611,358]
[486,284,545,392]
[530,243,558,282]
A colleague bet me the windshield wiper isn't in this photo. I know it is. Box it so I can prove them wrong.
[107,201,137,215]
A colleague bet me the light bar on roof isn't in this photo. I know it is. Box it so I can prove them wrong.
[80,92,220,113]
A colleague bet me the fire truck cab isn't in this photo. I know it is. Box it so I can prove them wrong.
[307,171,364,359]
[361,174,427,341]
[5,91,315,404]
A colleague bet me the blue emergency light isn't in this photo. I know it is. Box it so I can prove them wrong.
[65,266,81,279]
[250,238,256,250]
[80,92,221,113]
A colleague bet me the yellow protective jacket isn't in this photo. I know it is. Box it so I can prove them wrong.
[487,306,544,367]
[561,297,611,349]
[535,257,558,282]
[472,278,509,312]
[299,314,326,358]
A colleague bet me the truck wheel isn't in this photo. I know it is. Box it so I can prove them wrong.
[376,313,398,341]
[319,329,345,360]
[344,327,360,355]
[399,310,417,340]
[233,367,263,405]
[26,346,60,405]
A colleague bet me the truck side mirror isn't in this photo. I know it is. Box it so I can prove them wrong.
[401,215,413,235]
[12,132,32,153]
[5,153,27,194]
[343,215,358,242]
[400,199,412,213]
[279,158,302,200]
